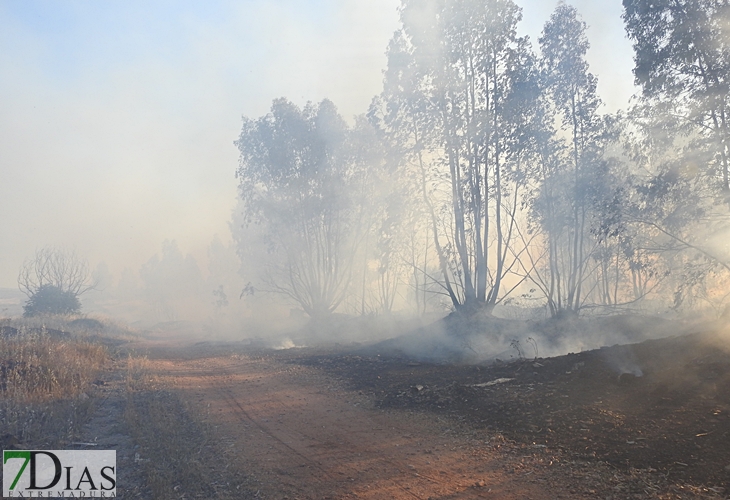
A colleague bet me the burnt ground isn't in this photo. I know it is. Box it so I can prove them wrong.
[271,328,730,494]
[6,318,730,498]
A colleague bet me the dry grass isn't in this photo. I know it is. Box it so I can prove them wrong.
[2,313,141,341]
[0,333,106,400]
[125,353,152,391]
[0,320,109,448]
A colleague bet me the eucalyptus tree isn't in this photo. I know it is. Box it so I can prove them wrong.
[623,0,730,201]
[373,0,541,314]
[534,4,624,316]
[622,0,730,310]
[622,102,730,311]
[369,28,459,310]
[235,99,382,319]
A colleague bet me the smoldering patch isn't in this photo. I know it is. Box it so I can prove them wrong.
[273,337,306,350]
[601,344,644,382]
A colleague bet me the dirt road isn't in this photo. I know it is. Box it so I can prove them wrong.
[111,334,730,499]
[125,341,578,500]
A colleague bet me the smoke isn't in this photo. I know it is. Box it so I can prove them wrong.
[602,345,644,377]
[358,310,704,366]
[1,0,728,368]
[0,0,400,289]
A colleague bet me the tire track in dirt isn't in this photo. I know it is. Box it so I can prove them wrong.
[143,344,570,499]
[200,362,426,500]
[193,358,430,498]
[204,366,337,482]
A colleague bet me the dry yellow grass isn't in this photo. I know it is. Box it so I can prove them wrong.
[125,353,152,391]
[0,321,110,447]
[0,334,106,400]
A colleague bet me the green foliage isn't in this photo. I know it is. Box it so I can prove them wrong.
[374,0,540,312]
[623,0,730,196]
[621,0,730,309]
[531,4,626,316]
[23,284,81,317]
[235,99,388,318]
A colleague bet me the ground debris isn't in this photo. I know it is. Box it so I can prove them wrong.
[470,377,515,387]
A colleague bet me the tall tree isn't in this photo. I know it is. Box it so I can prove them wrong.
[373,0,540,314]
[623,0,730,200]
[623,0,730,311]
[534,4,622,316]
[623,102,730,311]
[235,99,370,319]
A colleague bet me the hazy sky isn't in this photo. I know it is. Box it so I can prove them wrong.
[0,0,635,288]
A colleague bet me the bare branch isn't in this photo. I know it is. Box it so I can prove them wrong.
[18,247,97,299]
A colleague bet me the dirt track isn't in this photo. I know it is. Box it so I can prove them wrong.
[108,331,730,499]
[144,346,558,499]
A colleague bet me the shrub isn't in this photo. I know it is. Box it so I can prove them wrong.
[23,284,81,317]
[18,246,96,317]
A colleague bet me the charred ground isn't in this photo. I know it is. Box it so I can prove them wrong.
[272,326,730,493]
